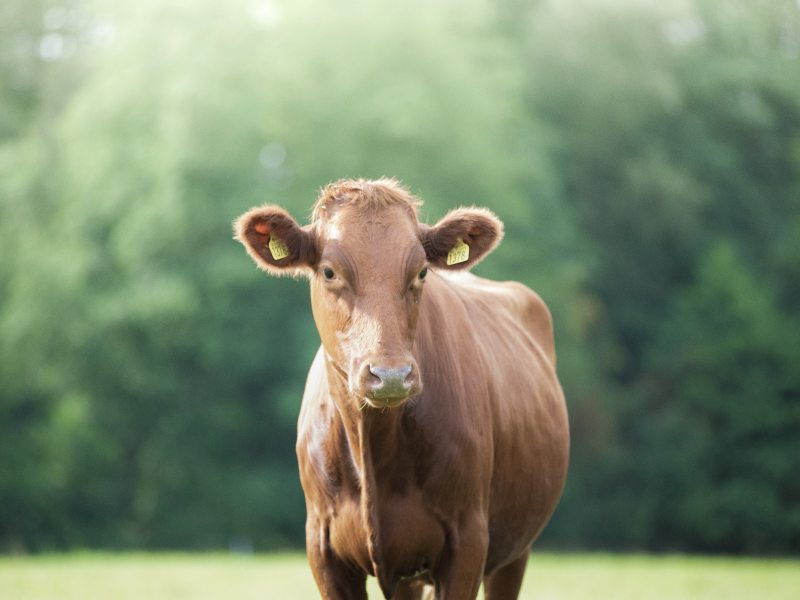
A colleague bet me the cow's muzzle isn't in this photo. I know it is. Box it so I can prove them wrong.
[356,360,422,408]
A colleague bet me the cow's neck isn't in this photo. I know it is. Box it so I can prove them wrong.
[324,356,409,576]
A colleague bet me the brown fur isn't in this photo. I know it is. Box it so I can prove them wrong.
[312,178,421,223]
[234,179,569,599]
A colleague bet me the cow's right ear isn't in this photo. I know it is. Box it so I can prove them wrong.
[234,205,318,277]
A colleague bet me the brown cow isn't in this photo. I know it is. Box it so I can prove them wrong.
[234,179,569,600]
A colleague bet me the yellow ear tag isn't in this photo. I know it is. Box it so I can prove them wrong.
[446,238,470,266]
[268,236,290,260]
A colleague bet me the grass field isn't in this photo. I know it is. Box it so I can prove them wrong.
[0,552,797,599]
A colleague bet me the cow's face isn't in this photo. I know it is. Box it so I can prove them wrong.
[235,180,503,409]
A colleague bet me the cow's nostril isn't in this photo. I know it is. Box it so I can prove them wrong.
[366,369,382,387]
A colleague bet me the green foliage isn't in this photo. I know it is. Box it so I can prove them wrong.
[641,243,800,552]
[1,0,798,553]
[524,0,800,554]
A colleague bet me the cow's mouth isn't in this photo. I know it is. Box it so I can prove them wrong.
[363,396,408,410]
[361,379,422,409]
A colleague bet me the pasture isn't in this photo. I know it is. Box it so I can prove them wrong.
[0,552,797,599]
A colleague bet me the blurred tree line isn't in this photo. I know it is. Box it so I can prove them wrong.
[1,0,798,554]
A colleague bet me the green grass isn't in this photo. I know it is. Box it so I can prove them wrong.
[0,552,797,599]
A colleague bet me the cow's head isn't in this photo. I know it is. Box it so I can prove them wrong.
[234,179,503,409]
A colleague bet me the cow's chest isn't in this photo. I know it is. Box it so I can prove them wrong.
[328,489,446,579]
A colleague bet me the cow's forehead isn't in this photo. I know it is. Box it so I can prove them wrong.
[321,203,419,245]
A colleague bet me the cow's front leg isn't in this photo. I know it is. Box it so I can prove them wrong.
[433,519,488,600]
[306,518,367,600]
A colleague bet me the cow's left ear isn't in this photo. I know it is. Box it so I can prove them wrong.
[420,207,504,270]
[234,205,318,278]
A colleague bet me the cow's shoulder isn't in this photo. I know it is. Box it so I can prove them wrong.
[436,270,556,365]
[297,347,357,505]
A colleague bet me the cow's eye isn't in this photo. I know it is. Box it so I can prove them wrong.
[419,267,428,281]
[323,267,335,281]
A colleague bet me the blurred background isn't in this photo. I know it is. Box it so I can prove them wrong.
[1,0,798,557]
